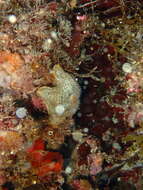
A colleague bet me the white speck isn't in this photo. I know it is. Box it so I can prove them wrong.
[84,80,89,85]
[131,33,135,37]
[117,177,121,181]
[83,30,87,34]
[16,107,27,119]
[7,15,17,24]
[101,22,105,28]
[1,151,5,155]
[122,63,132,73]
[55,104,65,115]
[50,31,58,40]
[103,48,108,53]
[93,99,97,104]
[76,15,86,21]
[83,128,88,133]
[42,38,53,51]
[65,166,72,174]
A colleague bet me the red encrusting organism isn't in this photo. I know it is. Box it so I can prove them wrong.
[27,139,63,177]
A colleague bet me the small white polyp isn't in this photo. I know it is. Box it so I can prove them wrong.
[8,15,17,24]
[50,31,58,40]
[65,166,72,174]
[16,107,27,119]
[122,63,132,73]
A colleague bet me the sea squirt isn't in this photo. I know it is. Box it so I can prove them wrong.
[37,64,81,125]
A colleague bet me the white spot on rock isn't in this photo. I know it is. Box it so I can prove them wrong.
[16,107,27,119]
[50,31,58,40]
[42,38,53,51]
[122,63,132,73]
[83,128,89,133]
[65,166,72,174]
[7,15,17,24]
